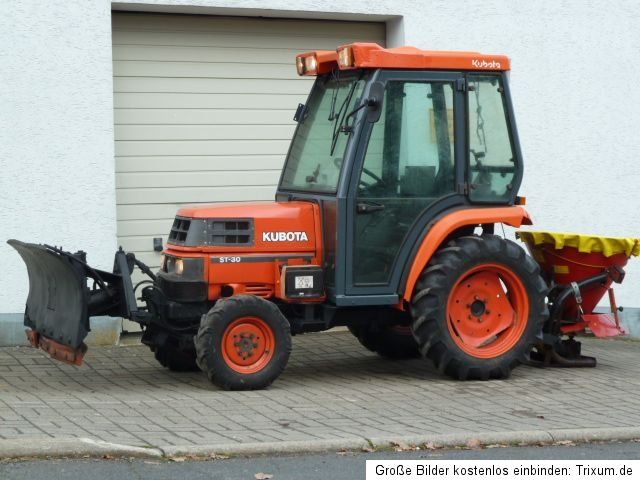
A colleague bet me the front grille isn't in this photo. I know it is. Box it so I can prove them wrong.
[168,217,191,244]
[167,216,254,247]
[209,220,252,246]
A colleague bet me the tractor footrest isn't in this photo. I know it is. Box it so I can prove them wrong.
[26,330,87,366]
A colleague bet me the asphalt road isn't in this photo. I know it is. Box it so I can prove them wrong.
[2,441,640,480]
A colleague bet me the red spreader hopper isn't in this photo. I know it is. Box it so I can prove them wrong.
[518,231,640,338]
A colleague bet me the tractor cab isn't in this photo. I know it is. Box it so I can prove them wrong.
[277,43,524,304]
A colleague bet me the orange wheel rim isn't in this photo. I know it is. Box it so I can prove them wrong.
[221,316,275,374]
[446,263,529,359]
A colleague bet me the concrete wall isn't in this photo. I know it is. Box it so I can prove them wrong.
[0,1,120,344]
[2,0,639,344]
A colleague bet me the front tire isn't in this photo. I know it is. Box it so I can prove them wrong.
[410,234,547,380]
[195,295,292,390]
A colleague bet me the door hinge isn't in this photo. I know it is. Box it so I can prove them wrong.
[455,78,466,92]
[456,183,469,195]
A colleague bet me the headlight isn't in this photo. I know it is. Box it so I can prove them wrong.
[296,53,318,76]
[304,55,318,74]
[164,256,203,279]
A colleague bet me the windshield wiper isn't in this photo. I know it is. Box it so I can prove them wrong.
[327,70,341,121]
[329,80,359,155]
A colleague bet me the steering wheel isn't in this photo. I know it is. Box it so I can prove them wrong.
[333,158,384,188]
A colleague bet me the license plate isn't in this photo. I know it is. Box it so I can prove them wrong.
[295,275,313,289]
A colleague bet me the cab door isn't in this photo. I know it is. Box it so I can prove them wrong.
[345,71,466,297]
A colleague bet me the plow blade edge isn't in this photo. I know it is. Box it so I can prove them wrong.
[7,240,134,365]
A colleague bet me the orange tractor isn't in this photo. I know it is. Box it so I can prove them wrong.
[8,44,637,390]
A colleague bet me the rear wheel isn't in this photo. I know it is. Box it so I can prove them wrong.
[348,323,420,359]
[195,295,291,390]
[410,234,547,380]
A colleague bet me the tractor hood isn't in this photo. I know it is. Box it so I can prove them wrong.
[170,201,317,252]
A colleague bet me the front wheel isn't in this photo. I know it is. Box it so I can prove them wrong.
[195,295,292,390]
[410,234,547,380]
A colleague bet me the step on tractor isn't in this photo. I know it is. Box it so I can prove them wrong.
[8,43,639,390]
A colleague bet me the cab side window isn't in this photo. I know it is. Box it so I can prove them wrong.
[467,75,516,202]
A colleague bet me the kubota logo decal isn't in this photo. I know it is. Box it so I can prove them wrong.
[262,231,309,242]
[471,59,501,69]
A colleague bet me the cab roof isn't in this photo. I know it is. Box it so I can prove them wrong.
[296,43,510,75]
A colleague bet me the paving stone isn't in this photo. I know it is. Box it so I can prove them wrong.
[1,332,640,447]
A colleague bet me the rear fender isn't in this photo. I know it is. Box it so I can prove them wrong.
[402,206,533,303]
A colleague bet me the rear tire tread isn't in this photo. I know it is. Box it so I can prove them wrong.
[410,234,548,380]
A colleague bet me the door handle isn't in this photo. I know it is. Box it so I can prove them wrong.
[356,201,385,214]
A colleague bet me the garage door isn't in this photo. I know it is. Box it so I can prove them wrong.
[112,12,386,276]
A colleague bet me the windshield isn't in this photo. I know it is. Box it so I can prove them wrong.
[280,71,366,193]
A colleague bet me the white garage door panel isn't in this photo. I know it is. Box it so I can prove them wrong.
[115,77,311,94]
[114,124,294,141]
[116,155,285,172]
[114,30,366,51]
[115,139,291,156]
[114,93,297,109]
[114,61,296,79]
[112,11,385,304]
[118,199,262,223]
[115,109,294,125]
[114,45,303,64]
[122,236,170,252]
[117,170,281,189]
[118,184,278,205]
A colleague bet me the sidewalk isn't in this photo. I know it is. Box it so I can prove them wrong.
[1,331,640,458]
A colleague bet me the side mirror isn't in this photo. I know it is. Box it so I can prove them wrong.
[366,81,385,123]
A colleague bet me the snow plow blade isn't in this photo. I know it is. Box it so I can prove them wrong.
[7,240,143,365]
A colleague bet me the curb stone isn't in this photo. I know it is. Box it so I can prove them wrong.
[548,427,640,443]
[1,427,639,460]
[161,438,370,457]
[367,430,554,450]
[0,438,163,459]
